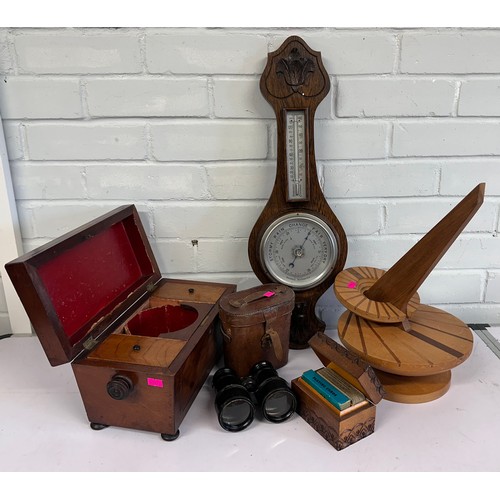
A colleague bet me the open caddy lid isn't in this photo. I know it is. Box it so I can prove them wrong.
[5,205,161,366]
[308,332,385,404]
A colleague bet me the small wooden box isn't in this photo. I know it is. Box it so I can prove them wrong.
[291,332,384,450]
[5,205,235,441]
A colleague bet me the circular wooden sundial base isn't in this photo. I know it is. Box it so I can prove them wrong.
[338,304,473,377]
[334,267,420,323]
[373,369,451,404]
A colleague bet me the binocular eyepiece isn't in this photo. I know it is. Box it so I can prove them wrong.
[213,361,297,432]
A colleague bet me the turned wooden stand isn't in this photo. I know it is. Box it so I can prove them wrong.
[334,184,485,403]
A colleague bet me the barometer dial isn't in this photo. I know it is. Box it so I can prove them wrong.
[260,213,338,289]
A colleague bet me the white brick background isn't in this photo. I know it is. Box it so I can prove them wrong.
[0,27,499,335]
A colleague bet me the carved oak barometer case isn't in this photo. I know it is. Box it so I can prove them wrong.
[248,36,347,349]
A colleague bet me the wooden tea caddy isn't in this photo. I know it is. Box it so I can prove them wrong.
[291,332,384,451]
[5,205,235,441]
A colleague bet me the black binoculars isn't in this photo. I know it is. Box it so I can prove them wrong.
[212,361,297,432]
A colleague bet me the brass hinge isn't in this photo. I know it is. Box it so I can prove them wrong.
[83,336,99,351]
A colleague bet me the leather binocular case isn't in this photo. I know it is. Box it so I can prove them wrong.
[218,284,295,377]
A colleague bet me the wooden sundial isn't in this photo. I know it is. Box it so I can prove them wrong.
[334,183,485,403]
[248,36,348,349]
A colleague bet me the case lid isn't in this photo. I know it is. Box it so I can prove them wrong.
[218,284,295,327]
[5,205,161,366]
[308,332,385,404]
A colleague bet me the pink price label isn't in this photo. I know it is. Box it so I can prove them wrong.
[347,281,357,289]
[263,291,276,298]
[147,378,164,388]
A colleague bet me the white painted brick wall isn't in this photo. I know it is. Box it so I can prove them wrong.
[0,32,13,73]
[0,77,82,119]
[86,77,210,117]
[153,202,264,239]
[2,121,23,160]
[25,122,147,160]
[393,120,500,157]
[401,31,500,74]
[146,32,268,74]
[315,121,388,160]
[337,77,456,117]
[323,161,440,198]
[486,271,500,302]
[440,159,500,195]
[384,199,497,234]
[205,162,275,200]
[213,78,274,119]
[14,33,143,74]
[0,27,499,336]
[85,164,209,200]
[459,79,500,116]
[151,121,268,161]
[11,163,86,199]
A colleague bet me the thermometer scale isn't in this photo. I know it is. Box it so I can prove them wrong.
[286,110,308,201]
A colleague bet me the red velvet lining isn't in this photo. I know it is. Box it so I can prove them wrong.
[37,219,154,344]
[126,305,199,337]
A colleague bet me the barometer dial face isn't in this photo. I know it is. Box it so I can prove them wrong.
[259,212,338,290]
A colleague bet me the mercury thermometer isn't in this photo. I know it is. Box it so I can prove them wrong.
[285,110,308,201]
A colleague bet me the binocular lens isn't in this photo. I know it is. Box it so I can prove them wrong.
[262,389,296,423]
[213,367,255,432]
[251,361,297,423]
[219,398,254,431]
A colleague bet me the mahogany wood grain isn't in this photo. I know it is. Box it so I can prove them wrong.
[151,280,230,304]
[248,36,348,349]
[73,280,234,437]
[72,362,178,435]
[85,334,186,367]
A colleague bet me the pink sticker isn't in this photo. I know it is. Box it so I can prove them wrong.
[147,378,164,388]
[347,281,357,289]
[263,291,276,298]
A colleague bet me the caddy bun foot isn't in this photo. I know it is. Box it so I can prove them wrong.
[161,430,180,441]
[90,422,109,431]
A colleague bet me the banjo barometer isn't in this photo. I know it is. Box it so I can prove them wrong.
[248,36,348,349]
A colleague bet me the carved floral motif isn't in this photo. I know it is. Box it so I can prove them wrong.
[261,38,328,100]
[276,48,315,92]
